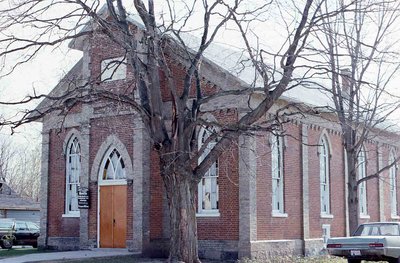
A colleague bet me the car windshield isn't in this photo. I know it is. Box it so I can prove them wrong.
[26,222,39,231]
[16,222,28,230]
[354,224,400,236]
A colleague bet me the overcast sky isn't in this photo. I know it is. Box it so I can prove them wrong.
[0,42,81,146]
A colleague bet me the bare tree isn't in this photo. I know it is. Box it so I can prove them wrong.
[0,129,40,200]
[313,0,400,233]
[7,146,41,201]
[0,135,16,183]
[0,0,357,261]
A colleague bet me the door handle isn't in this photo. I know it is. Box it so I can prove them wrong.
[113,219,115,225]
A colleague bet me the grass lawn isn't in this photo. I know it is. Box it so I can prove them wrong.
[240,256,346,263]
[240,256,389,263]
[37,255,348,263]
[0,251,389,263]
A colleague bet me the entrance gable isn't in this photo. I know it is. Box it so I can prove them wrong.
[90,134,133,183]
[89,134,133,248]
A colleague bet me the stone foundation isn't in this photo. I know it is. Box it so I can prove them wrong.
[198,240,238,261]
[304,238,326,256]
[143,239,169,258]
[250,239,304,259]
[47,237,80,250]
[144,239,239,261]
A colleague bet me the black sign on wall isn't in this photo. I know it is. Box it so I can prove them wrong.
[78,186,90,209]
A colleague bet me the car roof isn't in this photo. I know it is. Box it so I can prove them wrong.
[0,218,14,222]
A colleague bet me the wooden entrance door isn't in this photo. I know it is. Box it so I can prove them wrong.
[99,185,127,248]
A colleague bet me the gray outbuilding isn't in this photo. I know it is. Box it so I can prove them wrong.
[0,182,40,223]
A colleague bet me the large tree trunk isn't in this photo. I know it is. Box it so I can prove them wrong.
[163,170,200,263]
[346,150,359,235]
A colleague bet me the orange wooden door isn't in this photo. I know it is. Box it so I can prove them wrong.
[99,185,127,248]
[112,185,127,248]
[99,186,113,248]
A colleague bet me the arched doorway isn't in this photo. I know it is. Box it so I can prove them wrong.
[98,148,127,248]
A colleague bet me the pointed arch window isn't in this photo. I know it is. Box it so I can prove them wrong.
[197,127,219,216]
[389,150,398,217]
[100,149,126,183]
[320,135,331,215]
[271,133,285,215]
[65,137,80,216]
[358,146,368,216]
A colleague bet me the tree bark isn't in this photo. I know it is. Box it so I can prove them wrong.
[346,149,359,235]
[163,169,200,263]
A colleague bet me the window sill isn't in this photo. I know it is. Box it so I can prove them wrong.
[272,212,288,218]
[320,213,334,219]
[359,214,370,219]
[196,212,220,218]
[391,215,400,219]
[62,213,80,218]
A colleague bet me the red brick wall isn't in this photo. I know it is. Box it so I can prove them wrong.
[393,146,400,220]
[90,30,217,105]
[88,115,135,242]
[327,130,346,237]
[380,145,400,221]
[88,181,97,240]
[46,26,400,249]
[364,142,380,222]
[256,122,302,240]
[47,116,135,242]
[381,146,391,220]
[159,55,218,102]
[308,128,346,238]
[149,149,163,240]
[256,124,348,240]
[90,32,135,92]
[147,109,240,241]
[196,109,239,241]
[48,29,239,243]
[127,184,134,240]
[48,128,80,238]
[196,143,239,240]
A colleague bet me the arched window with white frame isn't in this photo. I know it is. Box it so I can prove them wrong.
[319,135,331,215]
[271,133,285,215]
[100,148,126,184]
[65,137,80,216]
[197,127,219,216]
[389,150,398,217]
[358,146,367,216]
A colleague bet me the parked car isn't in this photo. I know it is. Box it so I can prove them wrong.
[327,222,400,263]
[0,219,40,249]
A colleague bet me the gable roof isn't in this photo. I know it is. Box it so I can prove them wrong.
[67,5,332,108]
[30,58,83,121]
[0,183,39,211]
[33,5,399,137]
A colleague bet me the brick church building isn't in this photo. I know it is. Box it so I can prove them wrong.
[35,7,400,261]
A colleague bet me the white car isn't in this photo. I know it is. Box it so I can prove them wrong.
[327,222,400,263]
